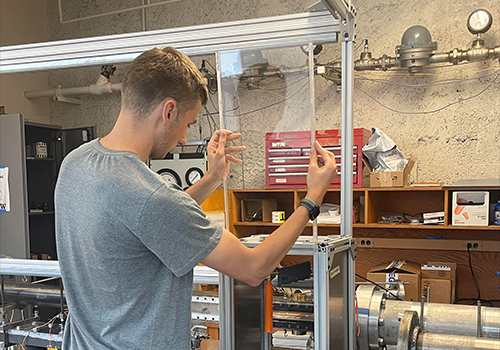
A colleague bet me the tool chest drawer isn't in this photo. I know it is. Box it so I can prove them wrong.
[265,128,370,189]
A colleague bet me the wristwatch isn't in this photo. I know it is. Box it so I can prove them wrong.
[298,198,320,221]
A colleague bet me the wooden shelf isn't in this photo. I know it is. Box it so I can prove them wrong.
[227,186,500,301]
[233,221,281,227]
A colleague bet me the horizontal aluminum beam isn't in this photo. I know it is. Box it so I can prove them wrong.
[0,258,219,284]
[240,234,351,256]
[0,259,61,277]
[0,11,339,74]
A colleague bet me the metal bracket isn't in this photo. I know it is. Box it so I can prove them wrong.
[321,0,356,41]
[53,85,83,105]
[339,14,356,42]
[349,239,357,260]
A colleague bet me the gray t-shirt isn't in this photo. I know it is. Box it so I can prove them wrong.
[55,139,222,349]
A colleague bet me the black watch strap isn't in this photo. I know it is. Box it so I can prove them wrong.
[298,198,320,221]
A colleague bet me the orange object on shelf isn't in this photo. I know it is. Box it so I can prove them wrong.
[265,280,273,333]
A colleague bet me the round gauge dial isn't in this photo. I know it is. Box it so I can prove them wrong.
[185,167,204,186]
[157,169,182,187]
[300,44,323,56]
[467,9,493,34]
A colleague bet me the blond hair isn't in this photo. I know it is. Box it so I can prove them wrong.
[121,47,208,119]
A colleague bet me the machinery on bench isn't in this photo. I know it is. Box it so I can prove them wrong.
[2,239,500,350]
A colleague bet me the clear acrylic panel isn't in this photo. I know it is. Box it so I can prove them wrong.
[216,46,315,190]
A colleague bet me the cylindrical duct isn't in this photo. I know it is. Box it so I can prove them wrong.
[382,300,500,342]
[417,333,500,350]
[4,282,66,308]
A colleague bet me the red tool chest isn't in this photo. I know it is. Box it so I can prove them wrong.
[265,128,371,189]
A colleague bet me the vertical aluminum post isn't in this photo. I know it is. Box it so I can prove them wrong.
[309,42,319,251]
[216,52,235,350]
[219,274,235,350]
[313,247,329,350]
[340,14,356,350]
[216,52,231,232]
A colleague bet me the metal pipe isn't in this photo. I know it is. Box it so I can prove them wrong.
[478,301,483,338]
[382,300,500,341]
[25,76,122,100]
[429,45,500,65]
[417,333,500,350]
[3,283,66,308]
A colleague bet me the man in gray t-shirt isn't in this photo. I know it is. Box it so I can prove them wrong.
[56,47,337,349]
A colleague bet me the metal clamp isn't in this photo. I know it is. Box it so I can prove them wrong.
[397,310,420,350]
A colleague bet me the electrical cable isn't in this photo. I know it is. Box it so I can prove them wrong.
[454,298,495,307]
[21,313,61,350]
[355,72,499,115]
[239,74,308,90]
[48,315,58,348]
[355,68,500,87]
[467,244,481,301]
[355,273,403,301]
[203,106,214,135]
[237,81,309,117]
[205,59,216,73]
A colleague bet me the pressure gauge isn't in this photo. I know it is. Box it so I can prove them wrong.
[300,44,323,56]
[157,169,182,187]
[185,167,204,186]
[467,9,493,35]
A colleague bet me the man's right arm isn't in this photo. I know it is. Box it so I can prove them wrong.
[201,141,337,287]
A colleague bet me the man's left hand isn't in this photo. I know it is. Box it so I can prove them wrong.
[206,130,246,184]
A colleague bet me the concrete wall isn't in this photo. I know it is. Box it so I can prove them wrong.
[0,0,51,124]
[46,0,500,186]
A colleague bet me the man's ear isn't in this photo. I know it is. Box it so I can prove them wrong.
[161,99,177,126]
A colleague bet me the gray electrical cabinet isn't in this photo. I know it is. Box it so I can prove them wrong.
[0,114,30,259]
[0,114,94,259]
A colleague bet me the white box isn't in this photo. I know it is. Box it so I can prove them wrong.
[452,191,489,226]
[423,211,444,225]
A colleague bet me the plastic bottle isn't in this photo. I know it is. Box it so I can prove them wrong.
[494,199,500,226]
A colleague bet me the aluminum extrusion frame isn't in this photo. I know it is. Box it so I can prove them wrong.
[0,11,338,74]
[219,235,355,350]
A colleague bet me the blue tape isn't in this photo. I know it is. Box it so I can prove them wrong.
[0,209,6,213]
[495,272,500,277]
[0,165,5,168]
[358,307,369,315]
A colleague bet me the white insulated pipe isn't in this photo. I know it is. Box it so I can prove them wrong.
[24,74,121,100]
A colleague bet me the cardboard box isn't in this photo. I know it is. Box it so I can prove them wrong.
[364,158,415,188]
[241,199,277,222]
[452,191,490,226]
[421,262,456,303]
[421,279,455,304]
[367,260,421,301]
[421,263,456,280]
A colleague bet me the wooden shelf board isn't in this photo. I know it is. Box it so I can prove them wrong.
[233,221,499,230]
[362,223,500,230]
[233,221,281,227]
[232,189,295,193]
[366,186,443,191]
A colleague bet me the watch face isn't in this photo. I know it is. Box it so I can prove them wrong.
[157,168,182,186]
[185,167,204,186]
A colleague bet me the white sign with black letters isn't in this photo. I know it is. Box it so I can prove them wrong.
[0,166,10,212]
